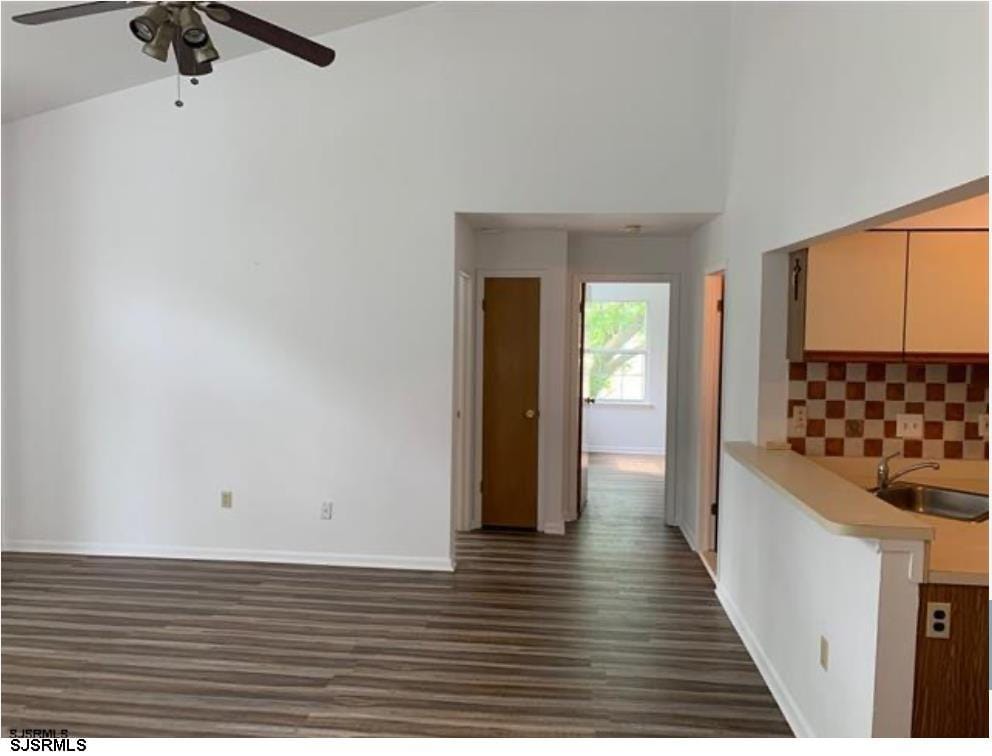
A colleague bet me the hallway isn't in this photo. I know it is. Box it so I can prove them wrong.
[2,455,789,737]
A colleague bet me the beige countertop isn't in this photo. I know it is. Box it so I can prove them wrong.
[724,442,934,541]
[811,456,988,587]
[724,443,989,586]
[811,456,988,496]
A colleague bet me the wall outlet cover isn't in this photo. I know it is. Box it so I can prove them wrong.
[925,601,951,639]
[321,502,334,520]
[896,413,924,439]
[221,491,233,509]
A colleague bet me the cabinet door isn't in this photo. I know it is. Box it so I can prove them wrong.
[905,231,989,356]
[805,232,907,356]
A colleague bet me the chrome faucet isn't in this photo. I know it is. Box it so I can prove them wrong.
[876,451,940,490]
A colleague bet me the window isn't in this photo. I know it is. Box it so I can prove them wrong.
[584,300,649,403]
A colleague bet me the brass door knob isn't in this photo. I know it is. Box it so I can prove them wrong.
[525,409,537,419]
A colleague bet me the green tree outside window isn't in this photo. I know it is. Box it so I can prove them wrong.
[584,300,648,402]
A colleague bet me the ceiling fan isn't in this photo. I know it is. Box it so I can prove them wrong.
[11,2,336,78]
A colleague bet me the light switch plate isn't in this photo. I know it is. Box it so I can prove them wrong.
[896,413,923,439]
[789,405,808,436]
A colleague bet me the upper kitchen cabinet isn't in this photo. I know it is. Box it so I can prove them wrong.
[904,231,989,358]
[802,232,908,358]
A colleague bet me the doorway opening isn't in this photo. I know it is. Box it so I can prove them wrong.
[575,280,673,525]
[697,269,725,579]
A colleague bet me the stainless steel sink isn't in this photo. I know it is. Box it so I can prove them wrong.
[872,484,989,522]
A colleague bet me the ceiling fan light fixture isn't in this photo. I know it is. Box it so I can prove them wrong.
[192,37,220,65]
[128,4,170,44]
[12,0,337,91]
[177,5,210,48]
[141,20,176,62]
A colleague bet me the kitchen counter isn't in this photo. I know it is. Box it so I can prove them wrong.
[910,513,988,585]
[724,443,989,585]
[811,456,988,586]
[724,443,933,541]
[810,456,988,496]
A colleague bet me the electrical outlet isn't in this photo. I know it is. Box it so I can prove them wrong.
[789,405,808,436]
[819,635,829,671]
[896,413,923,439]
[980,414,989,441]
[321,501,334,520]
[925,601,951,639]
[221,491,233,509]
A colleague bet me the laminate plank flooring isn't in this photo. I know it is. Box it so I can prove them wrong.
[1,453,790,737]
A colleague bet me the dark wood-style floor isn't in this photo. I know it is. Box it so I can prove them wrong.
[1,454,790,737]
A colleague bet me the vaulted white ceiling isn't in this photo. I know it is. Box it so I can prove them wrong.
[1,1,424,121]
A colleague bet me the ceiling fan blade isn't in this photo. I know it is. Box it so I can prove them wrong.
[12,1,144,26]
[172,28,213,76]
[202,3,335,67]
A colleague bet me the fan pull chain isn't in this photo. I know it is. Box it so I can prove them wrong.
[175,74,183,108]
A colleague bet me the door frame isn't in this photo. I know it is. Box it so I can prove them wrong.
[452,270,474,535]
[471,269,551,532]
[565,272,681,527]
[697,267,726,560]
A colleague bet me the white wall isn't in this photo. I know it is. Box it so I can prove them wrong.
[684,0,987,737]
[1,3,729,565]
[2,0,983,736]
[583,282,669,455]
[717,455,921,737]
[692,0,989,445]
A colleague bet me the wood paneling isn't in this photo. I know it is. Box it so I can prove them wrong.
[1,455,791,737]
[912,583,989,738]
[482,277,541,528]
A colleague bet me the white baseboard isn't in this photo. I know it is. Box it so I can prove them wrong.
[541,521,565,535]
[2,539,455,573]
[583,445,665,455]
[679,520,699,552]
[715,585,810,738]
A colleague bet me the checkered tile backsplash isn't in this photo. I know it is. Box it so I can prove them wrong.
[787,362,989,459]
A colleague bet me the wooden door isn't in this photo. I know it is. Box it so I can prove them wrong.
[481,277,540,529]
[576,283,589,518]
[804,231,907,358]
[904,231,989,357]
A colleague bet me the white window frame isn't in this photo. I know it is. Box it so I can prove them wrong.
[584,299,651,405]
